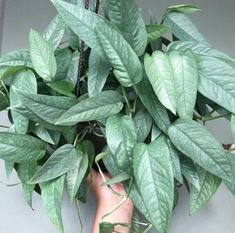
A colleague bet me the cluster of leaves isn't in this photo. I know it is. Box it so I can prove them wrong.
[0,0,235,232]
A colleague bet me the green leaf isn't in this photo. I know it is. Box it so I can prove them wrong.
[88,50,110,97]
[164,12,208,44]
[166,4,201,14]
[0,132,46,163]
[65,51,79,86]
[95,24,143,87]
[4,161,14,178]
[13,89,77,125]
[17,162,37,208]
[134,109,153,142]
[106,115,137,174]
[104,0,147,56]
[56,90,124,126]
[133,137,174,233]
[29,29,57,81]
[231,115,235,143]
[10,70,37,134]
[168,41,235,64]
[43,14,65,51]
[0,49,33,68]
[146,24,169,44]
[65,26,80,50]
[47,80,75,97]
[40,175,65,233]
[30,144,82,183]
[144,51,176,114]
[135,75,171,134]
[66,147,88,201]
[197,56,235,114]
[151,124,161,141]
[180,155,200,190]
[103,172,130,186]
[189,166,221,214]
[168,119,233,182]
[169,49,198,119]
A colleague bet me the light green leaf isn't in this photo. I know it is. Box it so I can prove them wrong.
[151,124,161,141]
[231,115,235,143]
[17,162,37,208]
[4,161,14,178]
[106,115,137,174]
[29,29,57,81]
[0,49,32,68]
[13,88,77,125]
[133,137,174,233]
[134,109,153,142]
[47,80,75,97]
[189,166,221,214]
[180,155,200,190]
[56,90,124,126]
[95,25,143,87]
[144,51,176,114]
[65,51,79,86]
[168,119,233,182]
[104,0,147,56]
[168,41,235,64]
[66,147,88,201]
[169,49,198,119]
[0,132,46,163]
[40,175,65,233]
[103,172,130,186]
[30,144,81,183]
[43,14,65,51]
[88,50,110,97]
[166,4,201,14]
[197,56,235,114]
[135,75,171,134]
[65,27,80,50]
[10,70,37,134]
[164,12,208,44]
[146,24,169,44]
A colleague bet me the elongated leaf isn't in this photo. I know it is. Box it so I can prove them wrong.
[168,41,235,64]
[104,0,147,56]
[106,115,137,174]
[145,51,176,114]
[103,172,130,186]
[56,90,124,126]
[4,161,14,178]
[135,75,171,134]
[0,132,46,163]
[17,162,37,208]
[189,166,221,214]
[43,14,65,51]
[13,88,77,125]
[151,124,161,141]
[169,49,198,119]
[66,146,88,201]
[30,144,81,183]
[95,25,143,87]
[32,125,58,144]
[88,50,110,97]
[198,56,235,114]
[40,175,65,233]
[166,4,201,14]
[164,12,208,44]
[29,29,57,81]
[134,109,153,142]
[47,80,75,97]
[66,51,79,86]
[146,24,169,43]
[10,70,37,134]
[180,155,200,190]
[133,137,174,233]
[0,49,32,68]
[168,119,232,182]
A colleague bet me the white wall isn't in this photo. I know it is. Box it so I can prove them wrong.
[0,0,235,233]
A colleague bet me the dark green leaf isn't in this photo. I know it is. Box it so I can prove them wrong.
[40,175,65,233]
[133,137,174,233]
[30,144,82,183]
[65,51,79,86]
[146,24,169,44]
[0,132,46,163]
[168,119,233,182]
[56,90,124,126]
[47,80,75,97]
[29,29,57,81]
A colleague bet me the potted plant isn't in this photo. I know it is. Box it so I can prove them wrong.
[0,0,234,232]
